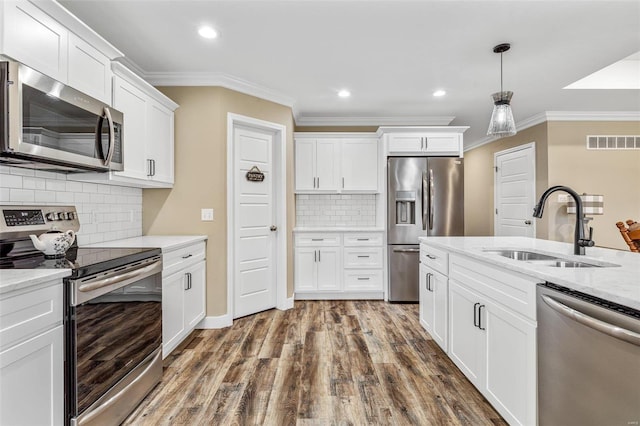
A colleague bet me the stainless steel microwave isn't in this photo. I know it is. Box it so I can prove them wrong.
[0,60,123,172]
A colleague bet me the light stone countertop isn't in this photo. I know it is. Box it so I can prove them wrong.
[419,236,640,310]
[294,227,384,233]
[83,235,207,252]
[0,269,70,295]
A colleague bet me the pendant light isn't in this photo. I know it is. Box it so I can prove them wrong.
[487,43,517,137]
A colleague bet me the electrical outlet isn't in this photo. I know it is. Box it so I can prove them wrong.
[201,208,214,221]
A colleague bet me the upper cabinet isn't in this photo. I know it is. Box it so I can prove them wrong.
[71,63,178,188]
[294,133,379,193]
[1,0,122,104]
[378,126,469,157]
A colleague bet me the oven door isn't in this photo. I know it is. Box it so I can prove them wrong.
[67,256,162,425]
[1,60,123,172]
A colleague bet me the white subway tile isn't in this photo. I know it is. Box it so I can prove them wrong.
[56,192,74,203]
[1,174,22,188]
[34,190,56,202]
[74,192,91,203]
[0,188,10,202]
[82,183,98,193]
[10,189,35,202]
[10,167,35,177]
[35,170,59,180]
[23,177,46,190]
[45,180,66,191]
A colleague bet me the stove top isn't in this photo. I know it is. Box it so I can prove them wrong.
[0,246,162,278]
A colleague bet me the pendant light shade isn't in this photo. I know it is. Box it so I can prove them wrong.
[487,43,517,137]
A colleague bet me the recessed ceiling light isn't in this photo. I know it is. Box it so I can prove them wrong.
[433,90,446,97]
[198,26,218,39]
[338,89,351,98]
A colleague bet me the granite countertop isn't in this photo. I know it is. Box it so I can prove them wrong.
[83,235,207,252]
[294,227,385,232]
[0,269,71,295]
[419,236,640,310]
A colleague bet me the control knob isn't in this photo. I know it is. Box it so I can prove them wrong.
[58,212,68,220]
[45,212,59,221]
[67,212,76,220]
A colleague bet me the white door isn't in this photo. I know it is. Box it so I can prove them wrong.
[494,143,536,237]
[234,126,277,318]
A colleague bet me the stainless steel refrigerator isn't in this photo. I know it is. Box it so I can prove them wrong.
[387,157,464,302]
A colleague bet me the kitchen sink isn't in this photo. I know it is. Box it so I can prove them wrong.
[482,249,620,268]
[483,250,558,261]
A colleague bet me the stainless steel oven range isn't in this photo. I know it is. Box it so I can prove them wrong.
[0,205,162,426]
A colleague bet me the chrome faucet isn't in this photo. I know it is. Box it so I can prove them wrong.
[532,185,595,255]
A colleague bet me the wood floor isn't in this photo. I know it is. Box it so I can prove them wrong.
[124,301,507,425]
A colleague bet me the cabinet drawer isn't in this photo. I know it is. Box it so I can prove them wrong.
[343,233,383,247]
[344,248,383,268]
[162,242,206,277]
[343,270,383,291]
[449,254,538,320]
[295,233,341,247]
[0,283,63,350]
[420,243,449,275]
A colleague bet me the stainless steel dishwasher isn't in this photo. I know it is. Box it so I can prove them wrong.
[537,283,640,426]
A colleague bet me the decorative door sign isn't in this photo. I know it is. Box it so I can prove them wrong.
[246,166,265,182]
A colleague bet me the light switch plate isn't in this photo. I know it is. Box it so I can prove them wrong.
[201,208,214,221]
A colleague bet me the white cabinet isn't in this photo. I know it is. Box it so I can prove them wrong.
[71,63,178,188]
[294,231,384,298]
[419,263,448,352]
[1,0,68,83]
[161,241,206,358]
[340,138,378,191]
[294,245,341,293]
[67,33,112,104]
[445,251,537,426]
[378,126,468,157]
[294,138,340,191]
[294,133,379,193]
[1,0,120,103]
[0,281,64,426]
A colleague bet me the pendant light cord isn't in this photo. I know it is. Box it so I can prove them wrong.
[500,52,503,93]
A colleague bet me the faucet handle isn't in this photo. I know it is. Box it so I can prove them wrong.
[579,227,595,248]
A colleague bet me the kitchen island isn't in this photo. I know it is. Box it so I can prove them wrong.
[418,236,640,426]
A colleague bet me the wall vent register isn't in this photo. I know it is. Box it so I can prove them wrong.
[587,135,640,150]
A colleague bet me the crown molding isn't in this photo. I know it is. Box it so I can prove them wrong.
[465,110,640,152]
[294,116,455,126]
[143,71,296,108]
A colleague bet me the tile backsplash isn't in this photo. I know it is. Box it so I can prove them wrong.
[0,165,142,244]
[296,194,377,227]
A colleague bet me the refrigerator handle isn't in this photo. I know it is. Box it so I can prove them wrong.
[422,171,428,231]
[429,168,434,230]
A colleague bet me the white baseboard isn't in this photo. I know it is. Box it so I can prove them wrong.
[295,291,384,300]
[278,295,295,310]
[197,314,233,329]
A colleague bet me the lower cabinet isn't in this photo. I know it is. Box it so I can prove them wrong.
[161,242,206,358]
[419,263,448,352]
[294,247,341,292]
[0,281,64,426]
[420,243,538,426]
[294,231,384,299]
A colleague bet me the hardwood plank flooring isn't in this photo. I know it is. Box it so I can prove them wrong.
[124,301,507,426]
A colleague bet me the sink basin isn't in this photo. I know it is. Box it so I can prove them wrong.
[483,249,620,268]
[483,250,558,261]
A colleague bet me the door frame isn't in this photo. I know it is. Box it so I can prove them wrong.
[493,142,536,237]
[226,113,288,321]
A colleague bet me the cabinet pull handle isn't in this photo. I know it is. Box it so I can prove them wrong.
[182,254,193,259]
[356,238,369,241]
[342,177,344,188]
[357,277,370,281]
[318,250,321,262]
[473,302,480,327]
[311,238,324,241]
[152,159,156,176]
[317,177,320,188]
[147,159,152,177]
[357,255,370,258]
[426,254,436,260]
[424,137,428,150]
[314,250,317,262]
[478,305,486,330]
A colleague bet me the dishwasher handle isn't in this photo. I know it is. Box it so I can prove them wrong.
[541,294,640,347]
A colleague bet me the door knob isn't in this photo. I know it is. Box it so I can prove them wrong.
[270,225,277,231]
[524,220,532,225]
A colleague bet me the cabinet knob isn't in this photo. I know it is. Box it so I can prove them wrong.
[270,225,277,231]
[524,220,532,225]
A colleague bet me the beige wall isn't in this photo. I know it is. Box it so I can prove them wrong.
[142,87,295,317]
[464,123,549,237]
[546,121,640,250]
[464,120,640,251]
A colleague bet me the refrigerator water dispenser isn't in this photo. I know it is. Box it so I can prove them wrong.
[395,191,416,224]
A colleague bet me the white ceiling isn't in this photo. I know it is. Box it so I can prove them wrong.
[60,0,640,146]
